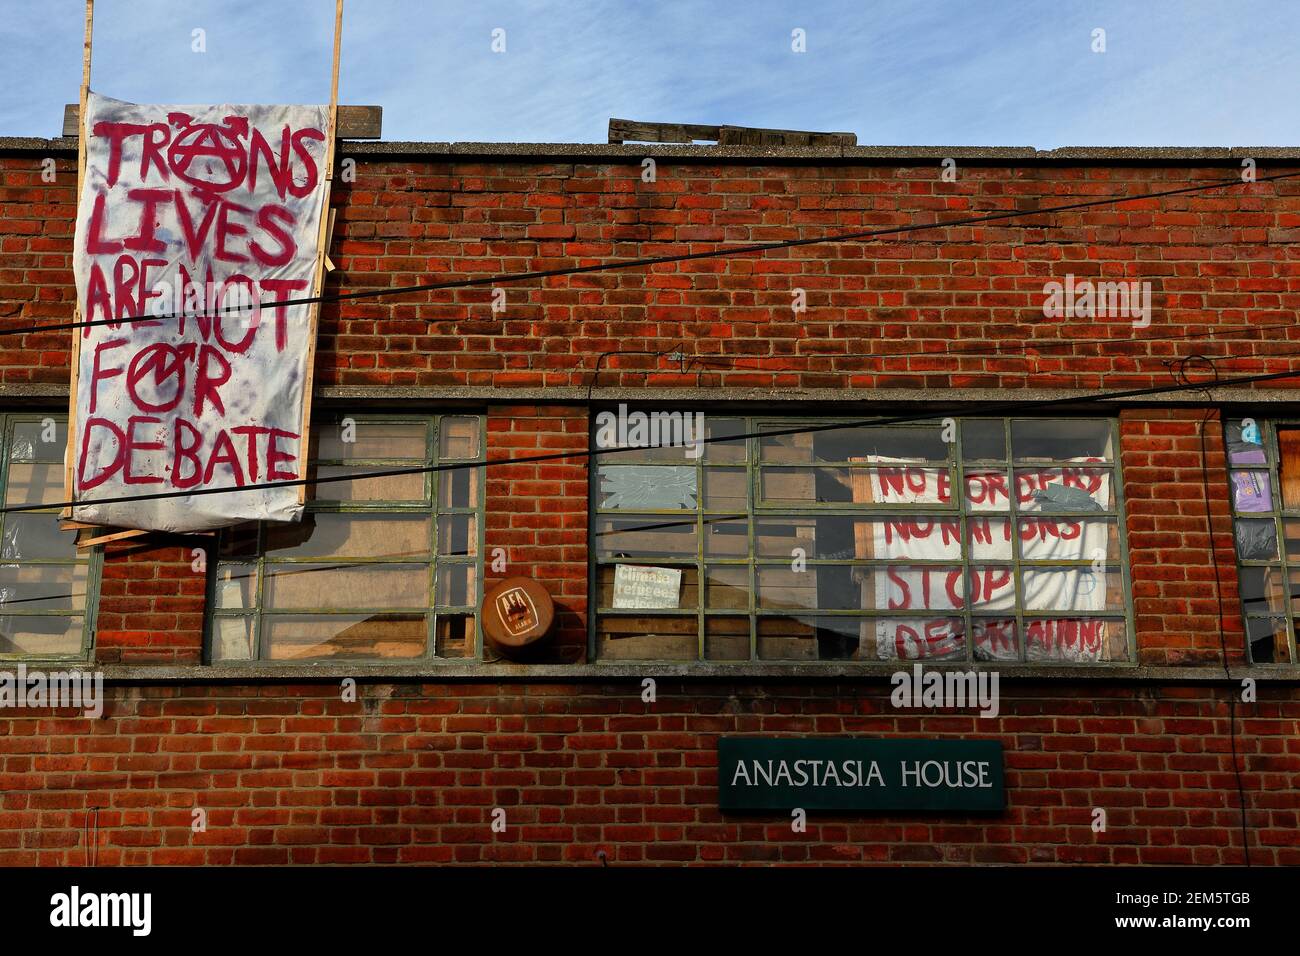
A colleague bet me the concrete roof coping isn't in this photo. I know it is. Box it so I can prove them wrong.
[3,135,1300,164]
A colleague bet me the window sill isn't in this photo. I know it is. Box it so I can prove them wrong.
[4,660,1295,683]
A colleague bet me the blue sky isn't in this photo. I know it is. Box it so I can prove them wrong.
[1,0,1296,146]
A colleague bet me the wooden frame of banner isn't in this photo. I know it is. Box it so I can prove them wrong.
[61,0,343,541]
[296,0,345,506]
[62,0,94,523]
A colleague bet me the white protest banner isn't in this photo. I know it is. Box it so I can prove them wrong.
[69,92,330,532]
[864,457,1112,663]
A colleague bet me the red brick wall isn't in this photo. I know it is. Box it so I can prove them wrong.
[484,405,588,661]
[5,154,1300,391]
[0,681,1293,866]
[2,146,1299,865]
[1120,408,1242,667]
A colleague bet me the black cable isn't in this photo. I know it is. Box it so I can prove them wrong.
[15,359,1300,517]
[677,328,1300,374]
[1169,355,1253,866]
[4,168,1297,340]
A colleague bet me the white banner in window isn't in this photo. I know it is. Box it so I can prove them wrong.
[69,92,329,532]
[865,456,1112,662]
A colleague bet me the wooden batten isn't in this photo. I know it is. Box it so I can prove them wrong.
[63,102,381,139]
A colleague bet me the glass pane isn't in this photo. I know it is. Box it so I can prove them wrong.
[597,615,698,661]
[757,615,865,661]
[964,471,1011,511]
[1283,520,1300,563]
[595,515,697,559]
[1224,420,1267,466]
[263,514,432,560]
[436,613,476,658]
[760,425,948,463]
[861,467,952,505]
[596,564,696,610]
[755,515,863,559]
[213,563,257,609]
[703,517,748,557]
[759,431,816,464]
[857,516,963,561]
[1015,467,1112,512]
[973,618,1019,662]
[0,615,82,656]
[871,617,966,662]
[1018,517,1120,561]
[593,410,698,462]
[218,523,260,558]
[265,563,429,610]
[702,468,747,511]
[1230,470,1273,514]
[264,613,428,661]
[861,565,967,611]
[1239,566,1285,615]
[961,420,1006,461]
[3,462,63,506]
[761,466,950,505]
[704,418,747,463]
[758,564,865,611]
[967,517,1012,560]
[1022,568,1123,612]
[438,417,479,459]
[1,514,75,560]
[439,466,481,509]
[1245,617,1289,664]
[1277,428,1300,510]
[438,514,477,557]
[0,563,87,613]
[704,615,750,660]
[312,465,427,503]
[1011,420,1114,462]
[598,465,697,510]
[1234,518,1279,561]
[212,615,255,661]
[436,563,477,607]
[10,420,67,462]
[705,565,749,610]
[1024,618,1126,662]
[317,420,427,460]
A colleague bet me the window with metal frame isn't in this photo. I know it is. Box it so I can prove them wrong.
[209,414,484,663]
[592,414,1133,664]
[1224,417,1300,664]
[0,413,99,660]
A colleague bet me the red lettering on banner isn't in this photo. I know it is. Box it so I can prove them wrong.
[74,97,326,529]
[122,415,164,485]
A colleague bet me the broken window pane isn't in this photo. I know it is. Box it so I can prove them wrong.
[10,420,66,462]
[598,465,698,510]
